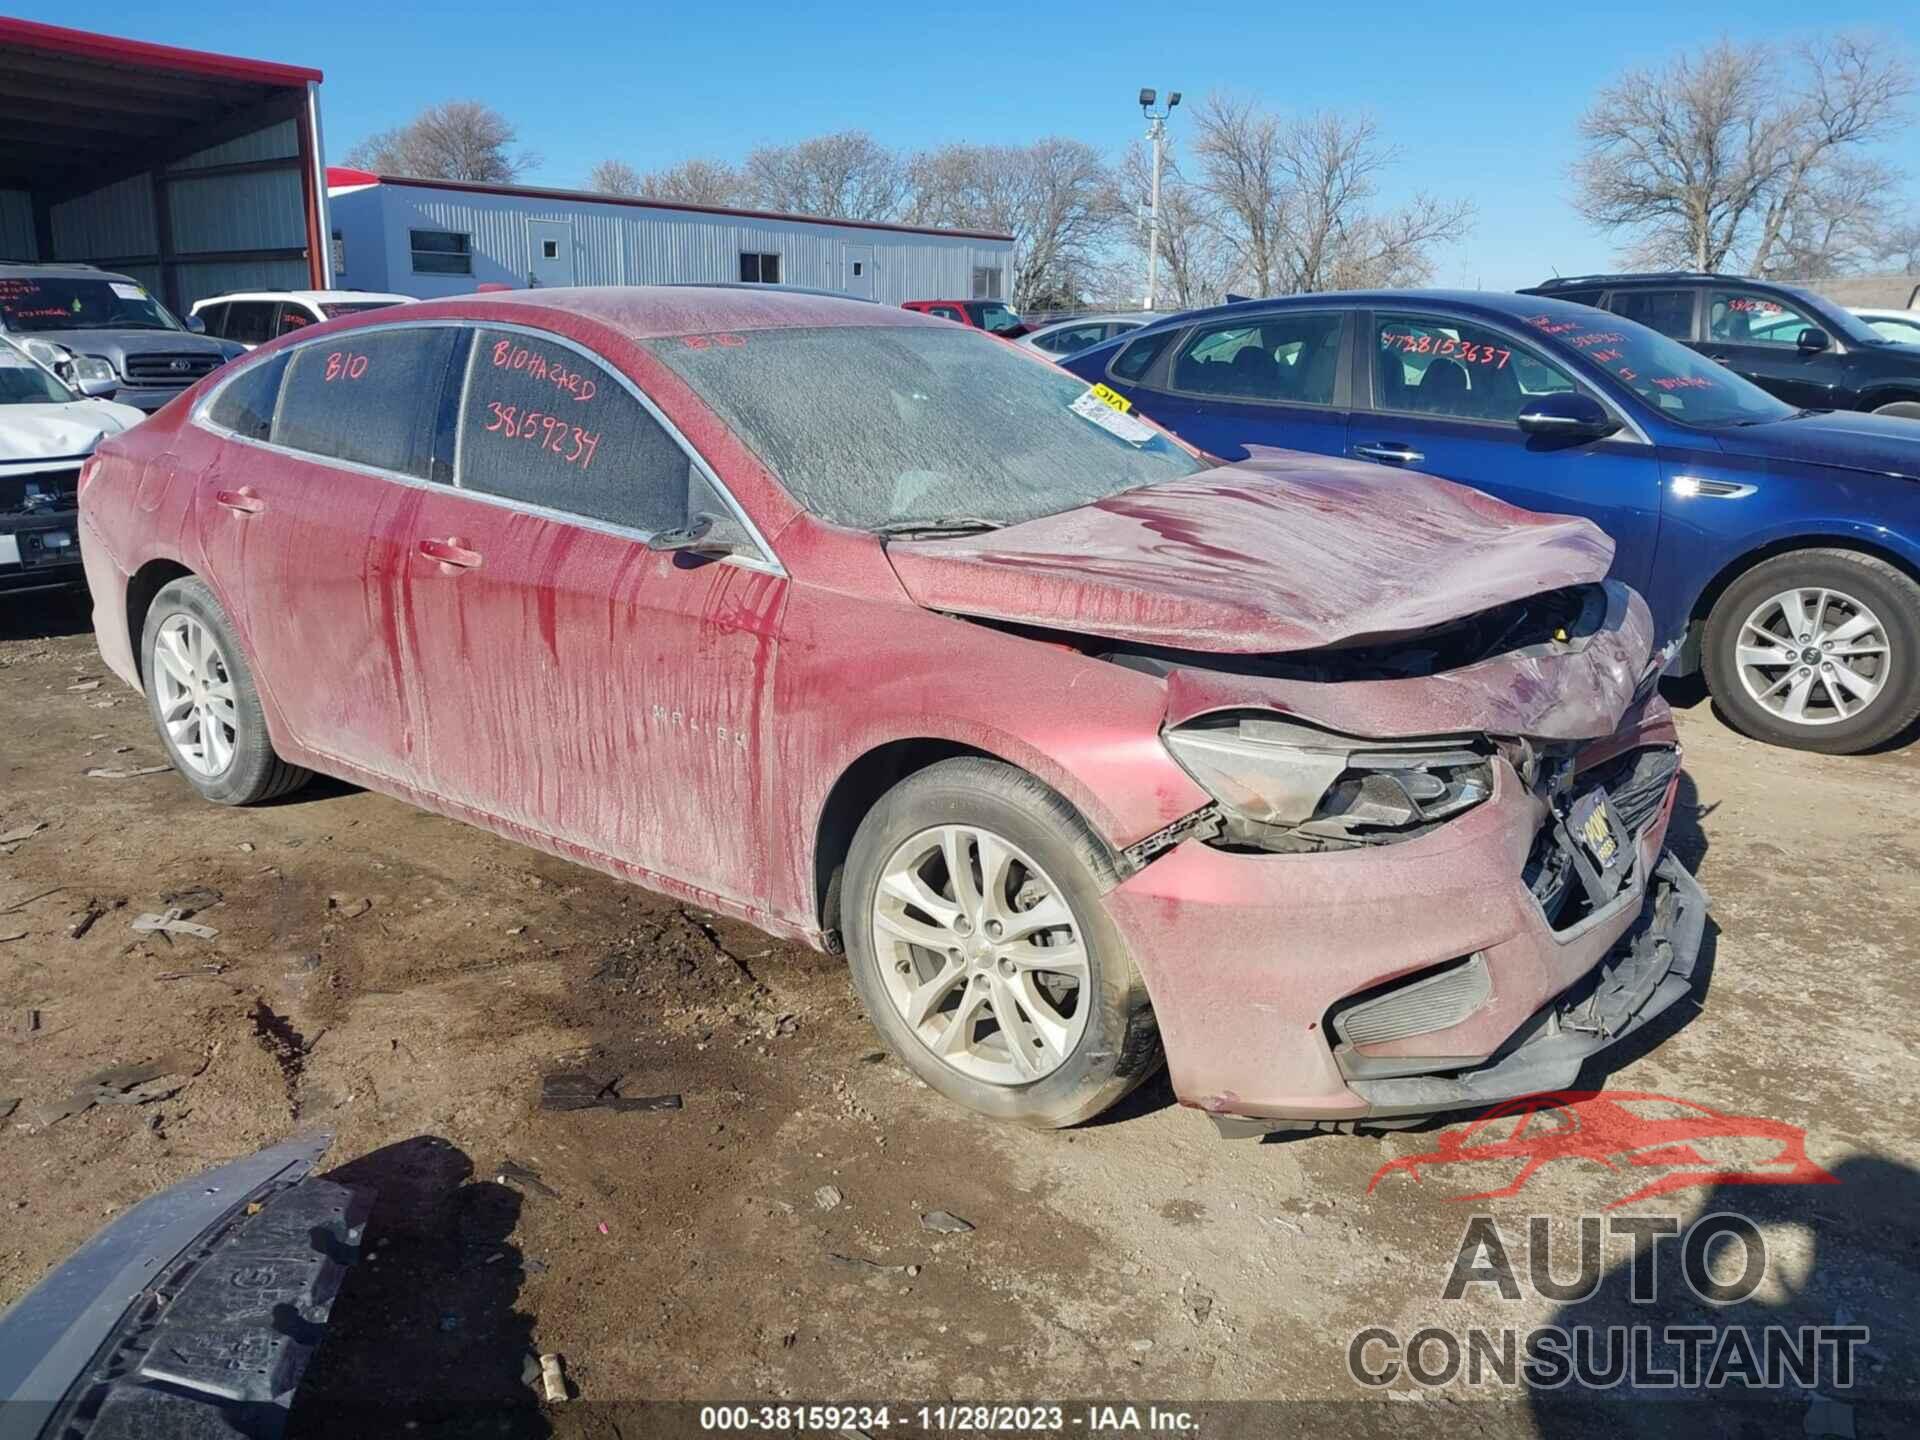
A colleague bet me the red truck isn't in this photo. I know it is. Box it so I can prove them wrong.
[901,298,1030,338]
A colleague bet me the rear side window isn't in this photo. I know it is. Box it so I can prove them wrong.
[1607,289,1695,340]
[271,327,457,478]
[1172,312,1344,405]
[223,301,279,347]
[1109,327,1176,382]
[455,328,695,534]
[1373,314,1577,423]
[207,351,290,441]
[1036,322,1108,354]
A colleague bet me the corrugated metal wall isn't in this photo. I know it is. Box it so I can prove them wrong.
[0,189,33,258]
[37,113,310,311]
[341,183,1013,306]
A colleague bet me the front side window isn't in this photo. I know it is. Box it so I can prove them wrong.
[224,301,279,346]
[271,327,458,477]
[456,328,699,535]
[739,252,781,284]
[1518,305,1793,427]
[411,230,473,276]
[0,275,180,333]
[649,324,1202,531]
[1607,289,1695,340]
[1173,312,1343,406]
[1708,289,1819,347]
[1035,323,1108,355]
[1374,315,1576,423]
[967,302,1024,335]
[206,350,292,440]
[195,303,229,337]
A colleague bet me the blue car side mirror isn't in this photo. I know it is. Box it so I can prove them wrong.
[1517,391,1621,442]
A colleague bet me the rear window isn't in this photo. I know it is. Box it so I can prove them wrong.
[207,351,290,440]
[271,327,456,477]
[649,324,1202,531]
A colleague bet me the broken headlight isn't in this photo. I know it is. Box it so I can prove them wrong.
[1163,715,1493,848]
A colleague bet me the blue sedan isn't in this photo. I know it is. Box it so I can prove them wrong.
[1061,291,1920,754]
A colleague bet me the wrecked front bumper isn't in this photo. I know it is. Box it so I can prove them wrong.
[1104,724,1708,1132]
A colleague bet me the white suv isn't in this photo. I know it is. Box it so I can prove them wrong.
[190,290,413,349]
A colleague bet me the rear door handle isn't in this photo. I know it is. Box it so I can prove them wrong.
[419,537,483,570]
[214,486,265,515]
[1351,443,1423,464]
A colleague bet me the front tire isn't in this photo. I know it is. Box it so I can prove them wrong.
[842,758,1162,1127]
[141,576,311,805]
[1703,549,1920,754]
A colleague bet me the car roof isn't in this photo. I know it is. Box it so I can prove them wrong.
[381,284,941,341]
[0,261,138,283]
[192,290,412,307]
[1113,288,1613,340]
[1032,312,1166,329]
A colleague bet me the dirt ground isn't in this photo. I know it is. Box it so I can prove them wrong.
[2,588,1917,1438]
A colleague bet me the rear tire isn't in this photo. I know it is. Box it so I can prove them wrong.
[141,576,311,805]
[842,757,1162,1127]
[1702,549,1920,754]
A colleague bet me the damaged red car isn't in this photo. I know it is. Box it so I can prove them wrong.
[77,289,1708,1133]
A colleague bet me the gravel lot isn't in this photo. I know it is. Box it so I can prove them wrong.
[2,590,1916,1437]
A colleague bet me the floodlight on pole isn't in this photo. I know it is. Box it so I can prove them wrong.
[1140,87,1180,312]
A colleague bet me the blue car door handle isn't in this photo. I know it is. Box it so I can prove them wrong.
[1351,443,1423,464]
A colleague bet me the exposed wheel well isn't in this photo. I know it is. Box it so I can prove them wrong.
[125,559,195,684]
[813,739,993,947]
[1683,537,1920,669]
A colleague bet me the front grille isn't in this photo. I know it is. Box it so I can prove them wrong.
[1526,744,1681,930]
[1,466,79,517]
[123,352,221,385]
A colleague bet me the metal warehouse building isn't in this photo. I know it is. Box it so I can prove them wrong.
[0,18,329,311]
[326,170,1015,305]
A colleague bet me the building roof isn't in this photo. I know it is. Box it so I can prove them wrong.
[324,168,1015,245]
[0,18,322,88]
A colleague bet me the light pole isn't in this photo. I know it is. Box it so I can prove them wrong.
[1139,87,1180,312]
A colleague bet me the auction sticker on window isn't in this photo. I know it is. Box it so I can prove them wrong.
[109,282,147,301]
[1071,385,1157,445]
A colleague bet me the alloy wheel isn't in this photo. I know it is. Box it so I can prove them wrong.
[152,614,240,776]
[1734,586,1890,727]
[872,825,1090,1086]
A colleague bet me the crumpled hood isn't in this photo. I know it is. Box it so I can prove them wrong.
[1712,409,1920,483]
[0,400,144,468]
[885,448,1615,654]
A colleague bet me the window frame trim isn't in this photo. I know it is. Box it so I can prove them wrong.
[190,318,786,578]
[1157,307,1354,410]
[1355,306,1650,445]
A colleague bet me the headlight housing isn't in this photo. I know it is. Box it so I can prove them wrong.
[18,337,74,377]
[1163,714,1493,848]
[68,354,118,388]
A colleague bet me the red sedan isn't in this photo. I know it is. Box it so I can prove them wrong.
[77,288,1706,1131]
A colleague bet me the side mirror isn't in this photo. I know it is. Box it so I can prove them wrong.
[1516,390,1620,442]
[1796,327,1831,354]
[185,315,207,334]
[645,511,751,560]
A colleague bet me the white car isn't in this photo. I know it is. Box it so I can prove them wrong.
[1,340,143,595]
[1017,311,1178,358]
[189,290,413,349]
[1852,307,1920,346]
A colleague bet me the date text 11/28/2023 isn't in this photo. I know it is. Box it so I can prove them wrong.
[698,1404,1200,1433]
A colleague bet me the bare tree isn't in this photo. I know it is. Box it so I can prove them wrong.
[634,159,744,207]
[587,159,645,196]
[908,139,1121,308]
[1187,95,1472,295]
[343,100,537,182]
[741,131,907,221]
[1880,219,1920,274]
[1574,34,1913,275]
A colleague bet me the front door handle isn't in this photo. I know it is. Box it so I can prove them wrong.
[419,536,483,570]
[214,486,265,515]
[1351,443,1423,464]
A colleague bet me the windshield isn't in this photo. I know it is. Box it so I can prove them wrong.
[0,275,181,334]
[1520,308,1794,428]
[0,344,72,405]
[319,300,404,319]
[969,302,1025,335]
[649,325,1204,530]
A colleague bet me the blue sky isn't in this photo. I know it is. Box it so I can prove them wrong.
[22,0,1920,290]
